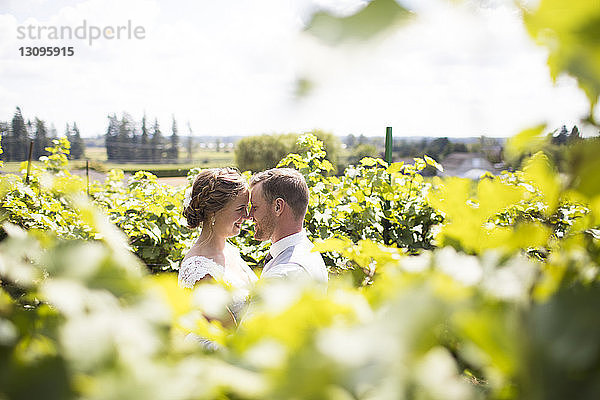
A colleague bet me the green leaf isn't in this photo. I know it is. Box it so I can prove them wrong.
[424,155,443,172]
[386,161,404,174]
[304,0,413,46]
[505,124,547,160]
[524,0,600,117]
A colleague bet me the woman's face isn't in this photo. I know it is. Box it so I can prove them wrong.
[213,189,250,238]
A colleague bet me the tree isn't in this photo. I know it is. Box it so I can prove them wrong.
[568,125,582,144]
[348,143,379,165]
[345,134,357,148]
[139,115,152,162]
[425,137,452,160]
[0,121,10,161]
[552,125,569,145]
[49,123,58,138]
[151,119,163,162]
[235,131,342,173]
[453,142,468,153]
[235,134,297,172]
[10,107,27,160]
[117,113,134,162]
[186,121,194,161]
[167,115,179,161]
[105,114,119,161]
[33,118,49,160]
[70,122,85,159]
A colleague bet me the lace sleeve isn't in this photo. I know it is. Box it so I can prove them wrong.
[178,256,224,289]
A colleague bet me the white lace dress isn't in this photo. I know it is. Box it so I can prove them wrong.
[178,244,258,321]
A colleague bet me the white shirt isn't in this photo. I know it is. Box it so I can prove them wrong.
[261,230,328,284]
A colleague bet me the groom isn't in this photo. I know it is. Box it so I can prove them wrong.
[249,168,328,284]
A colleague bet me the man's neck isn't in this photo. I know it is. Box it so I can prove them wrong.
[271,224,303,244]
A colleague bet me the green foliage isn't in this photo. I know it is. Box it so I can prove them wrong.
[234,130,342,173]
[0,141,193,272]
[524,0,600,124]
[2,2,600,399]
[235,133,297,172]
[90,170,195,272]
[347,143,379,165]
[1,133,600,399]
[305,0,412,45]
[274,134,443,285]
[39,137,71,172]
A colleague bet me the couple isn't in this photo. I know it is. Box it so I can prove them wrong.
[178,167,328,320]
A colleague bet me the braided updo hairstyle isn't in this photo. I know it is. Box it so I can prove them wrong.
[183,167,248,229]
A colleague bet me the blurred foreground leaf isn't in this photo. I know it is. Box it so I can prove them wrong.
[524,0,600,121]
[305,0,413,45]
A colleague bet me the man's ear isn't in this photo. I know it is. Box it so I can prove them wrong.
[274,198,285,216]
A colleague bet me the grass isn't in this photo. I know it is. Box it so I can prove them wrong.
[82,147,236,173]
[84,147,107,161]
[1,161,34,174]
[2,148,235,177]
[84,147,234,162]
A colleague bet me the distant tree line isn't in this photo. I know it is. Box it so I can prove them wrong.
[0,107,84,162]
[105,113,182,163]
[392,137,468,160]
[342,134,470,164]
[550,125,581,146]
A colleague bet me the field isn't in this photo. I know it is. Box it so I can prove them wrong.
[0,147,236,186]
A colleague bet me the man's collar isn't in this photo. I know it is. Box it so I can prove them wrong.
[269,230,307,259]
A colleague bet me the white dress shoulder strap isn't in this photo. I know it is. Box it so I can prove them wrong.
[178,256,225,289]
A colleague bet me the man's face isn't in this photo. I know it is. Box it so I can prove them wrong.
[249,182,276,241]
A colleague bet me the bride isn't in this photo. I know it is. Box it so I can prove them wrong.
[178,167,257,327]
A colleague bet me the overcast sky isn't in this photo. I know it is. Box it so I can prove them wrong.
[0,0,594,138]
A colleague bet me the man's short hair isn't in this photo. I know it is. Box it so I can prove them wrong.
[250,168,309,220]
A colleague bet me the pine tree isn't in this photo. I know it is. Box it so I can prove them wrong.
[11,107,27,160]
[65,123,72,154]
[139,115,151,162]
[167,115,179,161]
[117,114,133,162]
[186,121,193,161]
[49,123,58,138]
[105,114,119,161]
[151,119,163,162]
[26,120,34,145]
[33,118,49,159]
[0,122,9,162]
[569,125,582,144]
[130,124,139,161]
[552,125,569,145]
[70,122,85,159]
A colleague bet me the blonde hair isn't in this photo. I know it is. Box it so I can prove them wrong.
[183,167,248,229]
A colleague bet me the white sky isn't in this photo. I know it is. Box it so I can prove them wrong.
[0,0,595,138]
